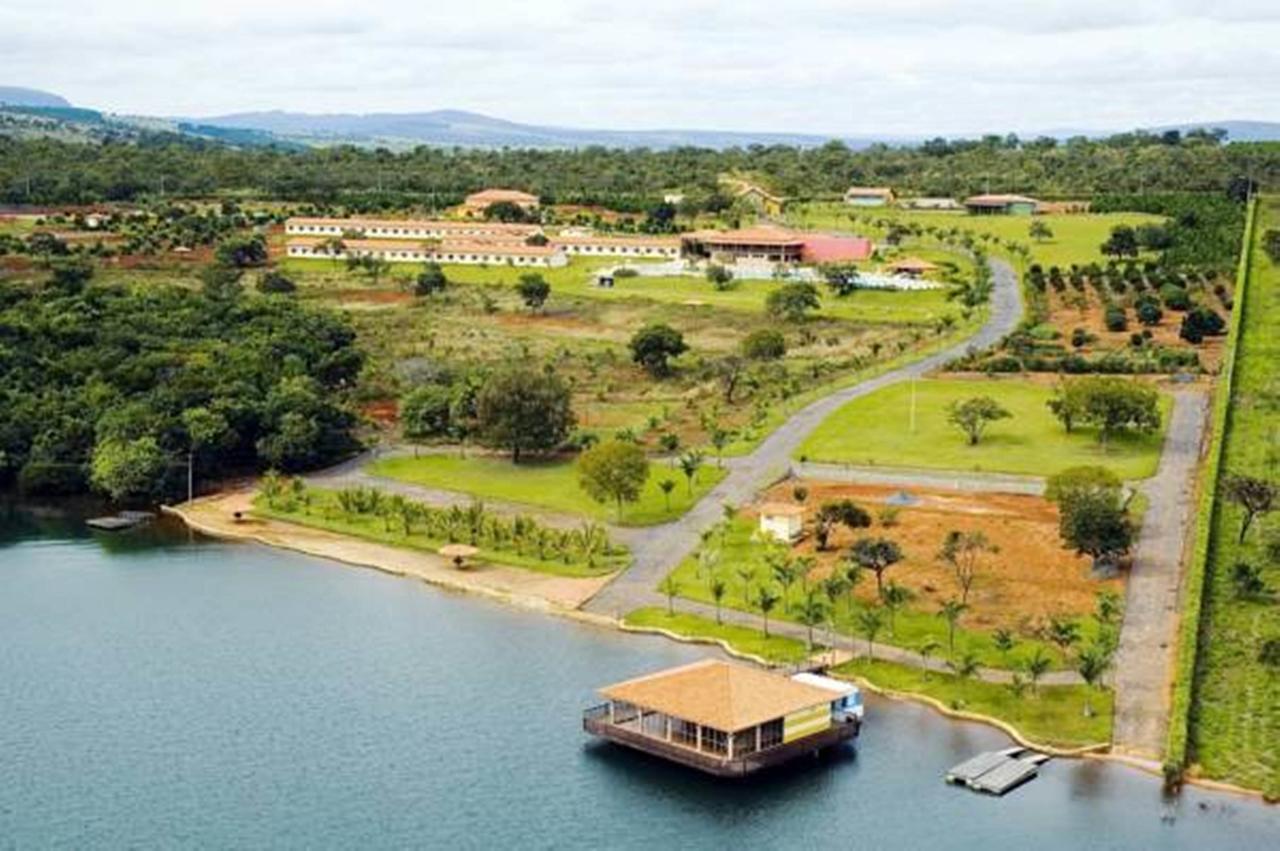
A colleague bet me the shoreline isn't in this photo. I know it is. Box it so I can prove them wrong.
[166,493,1273,805]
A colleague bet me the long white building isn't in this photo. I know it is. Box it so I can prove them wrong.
[285,217,541,240]
[286,237,568,268]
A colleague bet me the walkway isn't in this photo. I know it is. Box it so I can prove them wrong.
[582,257,1024,617]
[1110,389,1210,758]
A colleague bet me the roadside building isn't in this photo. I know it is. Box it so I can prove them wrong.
[758,502,806,543]
[286,237,567,268]
[962,194,1041,216]
[285,216,540,240]
[461,188,541,218]
[843,186,895,207]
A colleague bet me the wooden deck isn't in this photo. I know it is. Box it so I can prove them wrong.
[583,706,859,777]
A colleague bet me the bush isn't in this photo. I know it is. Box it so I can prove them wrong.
[256,271,296,294]
[1160,283,1191,311]
[415,262,448,296]
[17,461,87,496]
[741,328,786,360]
[1135,296,1163,326]
[1179,305,1225,344]
[1104,305,1127,332]
[612,267,639,279]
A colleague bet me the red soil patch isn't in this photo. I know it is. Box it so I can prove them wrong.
[334,289,414,306]
[757,480,1120,632]
[1046,289,1227,371]
[362,399,400,424]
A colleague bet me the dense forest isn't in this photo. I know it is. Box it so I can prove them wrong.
[1,132,1277,209]
[0,275,363,500]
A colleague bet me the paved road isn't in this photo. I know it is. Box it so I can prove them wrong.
[789,461,1047,495]
[582,257,1024,617]
[1110,389,1209,758]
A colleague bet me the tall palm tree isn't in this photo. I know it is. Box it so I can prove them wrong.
[795,591,830,652]
[658,575,681,616]
[881,581,913,637]
[856,607,885,659]
[709,575,728,624]
[754,586,781,637]
[937,598,967,656]
[1075,643,1112,717]
[918,638,942,679]
[947,651,981,700]
[1023,647,1051,696]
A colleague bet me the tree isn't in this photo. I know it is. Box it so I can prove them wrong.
[765,282,820,322]
[946,396,1011,445]
[658,574,681,615]
[820,262,862,297]
[755,586,781,637]
[199,263,243,300]
[474,366,575,462]
[855,606,885,658]
[1023,647,1051,695]
[181,406,232,500]
[659,478,676,510]
[993,628,1017,665]
[49,257,94,293]
[705,263,734,290]
[709,427,733,467]
[918,638,942,677]
[215,234,268,268]
[677,450,704,495]
[483,200,532,223]
[741,328,786,361]
[796,590,829,650]
[256,270,296,294]
[1047,616,1081,657]
[1100,225,1139,258]
[813,499,871,550]
[1231,562,1268,598]
[1047,381,1089,434]
[1075,643,1112,717]
[401,384,455,441]
[415,262,448,296]
[577,439,650,520]
[881,580,912,636]
[937,598,967,655]
[90,436,169,503]
[347,253,391,286]
[947,651,981,694]
[1135,295,1163,326]
[1028,220,1053,242]
[628,323,687,377]
[850,536,903,598]
[1179,305,1225,344]
[709,575,728,624]
[1222,474,1276,543]
[1058,487,1133,571]
[516,273,550,311]
[1045,465,1122,505]
[936,529,998,604]
[1074,377,1161,450]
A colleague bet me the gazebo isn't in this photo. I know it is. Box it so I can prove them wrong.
[439,543,479,569]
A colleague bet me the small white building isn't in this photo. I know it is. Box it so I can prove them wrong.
[758,503,806,543]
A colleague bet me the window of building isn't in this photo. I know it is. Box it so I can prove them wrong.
[671,718,697,748]
[759,718,784,750]
[701,726,728,756]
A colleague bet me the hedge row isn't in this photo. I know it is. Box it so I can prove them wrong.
[1162,197,1258,783]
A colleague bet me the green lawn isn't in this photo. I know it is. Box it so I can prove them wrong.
[797,378,1170,480]
[1187,197,1280,797]
[663,515,1102,671]
[253,490,625,578]
[368,453,728,526]
[282,256,960,325]
[623,607,813,665]
[833,657,1113,749]
[789,204,1165,269]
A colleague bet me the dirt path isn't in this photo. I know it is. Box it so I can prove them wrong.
[582,257,1024,617]
[1110,389,1210,758]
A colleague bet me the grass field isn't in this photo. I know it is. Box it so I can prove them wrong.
[623,607,813,664]
[253,490,625,578]
[663,515,1106,671]
[788,204,1165,269]
[1187,197,1280,797]
[833,657,1113,749]
[368,453,728,526]
[797,378,1170,480]
[282,256,960,326]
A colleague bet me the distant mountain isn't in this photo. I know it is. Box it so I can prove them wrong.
[194,108,902,150]
[1150,121,1280,142]
[0,86,71,108]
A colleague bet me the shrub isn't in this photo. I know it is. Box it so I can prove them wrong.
[1179,305,1225,344]
[1160,283,1191,311]
[612,267,639,279]
[17,461,87,496]
[1104,305,1127,332]
[741,329,786,360]
[256,271,296,294]
[1135,296,1163,326]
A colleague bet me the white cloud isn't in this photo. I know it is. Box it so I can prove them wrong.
[2,0,1277,134]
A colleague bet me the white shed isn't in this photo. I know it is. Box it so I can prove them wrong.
[758,502,805,543]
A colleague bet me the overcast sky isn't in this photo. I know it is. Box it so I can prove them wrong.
[3,0,1278,136]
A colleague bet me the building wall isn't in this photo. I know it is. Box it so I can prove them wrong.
[557,243,679,258]
[782,704,831,743]
[845,196,888,207]
[287,244,565,267]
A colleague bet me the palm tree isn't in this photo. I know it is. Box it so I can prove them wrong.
[795,591,829,651]
[754,586,781,637]
[1023,647,1051,696]
[659,478,676,511]
[658,575,681,616]
[709,575,728,624]
[993,628,1017,666]
[770,555,800,611]
[677,450,703,496]
[937,598,967,656]
[1075,643,1112,717]
[821,574,851,649]
[735,565,757,602]
[947,651,981,700]
[918,638,942,679]
[1047,616,1080,659]
[841,560,864,614]
[881,581,913,636]
[856,606,885,659]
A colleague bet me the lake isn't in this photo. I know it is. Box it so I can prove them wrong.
[1,504,1276,849]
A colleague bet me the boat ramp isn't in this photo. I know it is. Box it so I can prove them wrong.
[946,747,1051,796]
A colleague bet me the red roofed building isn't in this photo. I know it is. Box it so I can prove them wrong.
[800,234,875,264]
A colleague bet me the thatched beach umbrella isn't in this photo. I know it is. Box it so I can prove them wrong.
[439,543,479,570]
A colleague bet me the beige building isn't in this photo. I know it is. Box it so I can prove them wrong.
[285,217,540,240]
[550,234,680,258]
[286,237,567,268]
[461,188,541,218]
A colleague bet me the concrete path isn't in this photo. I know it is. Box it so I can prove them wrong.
[1110,389,1210,758]
[582,257,1024,617]
[789,461,1047,496]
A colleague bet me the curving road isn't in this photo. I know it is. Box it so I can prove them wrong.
[582,257,1024,617]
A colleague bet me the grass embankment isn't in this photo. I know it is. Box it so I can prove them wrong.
[368,453,727,526]
[833,657,1113,749]
[283,256,958,325]
[788,204,1164,269]
[623,607,813,665]
[253,489,625,578]
[798,378,1170,480]
[1181,197,1280,797]
[665,516,1105,671]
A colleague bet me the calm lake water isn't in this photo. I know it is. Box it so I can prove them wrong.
[2,504,1277,849]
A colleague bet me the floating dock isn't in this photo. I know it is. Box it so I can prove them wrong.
[946,748,1050,795]
[86,511,155,532]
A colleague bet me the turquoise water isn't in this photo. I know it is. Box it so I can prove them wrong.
[2,507,1277,849]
